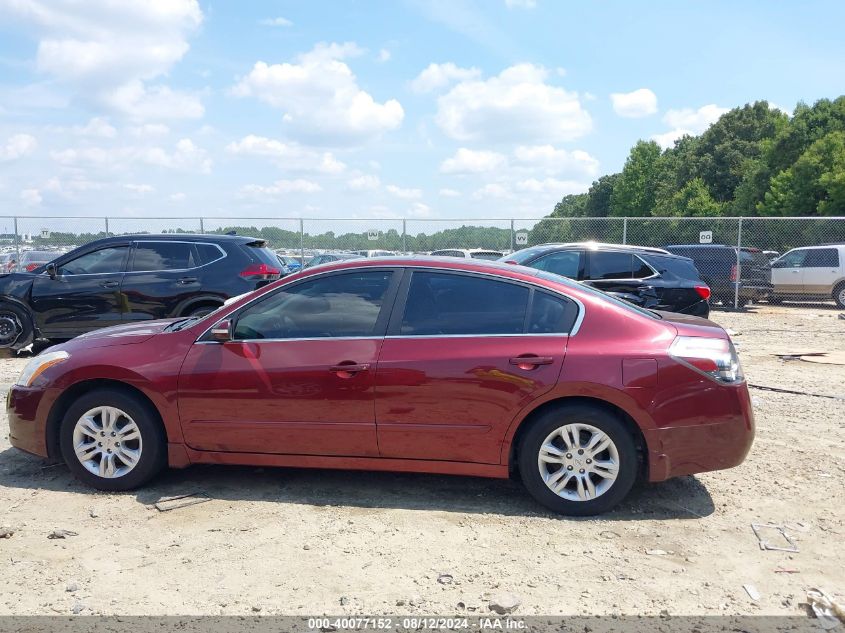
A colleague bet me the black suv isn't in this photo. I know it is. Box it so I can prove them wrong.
[0,234,282,350]
[663,245,773,307]
[502,242,711,317]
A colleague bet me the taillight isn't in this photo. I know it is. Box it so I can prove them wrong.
[504,260,518,265]
[239,263,281,280]
[25,263,40,272]
[694,285,711,301]
[729,265,737,282]
[669,336,744,384]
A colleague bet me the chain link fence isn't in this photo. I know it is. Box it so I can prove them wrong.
[2,215,844,307]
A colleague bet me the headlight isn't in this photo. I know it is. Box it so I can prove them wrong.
[16,351,70,387]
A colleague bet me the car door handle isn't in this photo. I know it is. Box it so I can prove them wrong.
[177,277,198,284]
[329,362,371,376]
[100,280,120,288]
[509,355,554,369]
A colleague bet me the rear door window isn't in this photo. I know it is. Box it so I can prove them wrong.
[400,272,529,336]
[530,250,582,279]
[804,248,839,267]
[588,251,634,279]
[131,242,194,271]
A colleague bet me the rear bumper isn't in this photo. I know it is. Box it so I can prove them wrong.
[644,382,755,481]
[6,385,50,458]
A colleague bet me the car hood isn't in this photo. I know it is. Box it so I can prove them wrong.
[655,310,729,339]
[64,319,177,349]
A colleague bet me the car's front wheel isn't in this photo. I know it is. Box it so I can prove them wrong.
[59,388,165,491]
[833,282,845,309]
[518,404,638,516]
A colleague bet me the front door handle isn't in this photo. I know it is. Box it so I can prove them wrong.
[509,355,554,370]
[100,280,119,288]
[177,277,198,285]
[329,362,371,377]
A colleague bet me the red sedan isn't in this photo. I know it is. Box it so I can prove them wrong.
[7,258,754,515]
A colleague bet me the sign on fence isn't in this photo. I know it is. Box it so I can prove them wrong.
[367,229,379,241]
[515,231,528,246]
[699,230,713,244]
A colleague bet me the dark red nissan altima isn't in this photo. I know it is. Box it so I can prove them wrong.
[7,258,754,515]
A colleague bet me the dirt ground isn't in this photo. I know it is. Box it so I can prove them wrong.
[0,304,843,617]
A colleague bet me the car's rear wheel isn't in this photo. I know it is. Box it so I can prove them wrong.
[185,304,220,318]
[833,283,845,309]
[59,389,165,491]
[518,404,638,516]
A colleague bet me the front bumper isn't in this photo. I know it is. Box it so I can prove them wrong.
[644,382,755,481]
[7,385,50,458]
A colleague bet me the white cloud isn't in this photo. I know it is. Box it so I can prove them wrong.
[410,62,481,94]
[20,188,42,206]
[226,134,346,173]
[240,179,322,197]
[513,145,599,177]
[169,192,187,201]
[347,175,381,190]
[472,183,511,199]
[439,188,461,197]
[663,104,729,131]
[435,64,592,143]
[0,134,38,161]
[129,123,170,137]
[652,104,729,149]
[260,17,292,27]
[515,177,586,195]
[408,202,432,217]
[72,117,116,138]
[610,88,658,118]
[440,148,507,174]
[124,183,154,194]
[232,42,404,145]
[3,0,204,120]
[386,184,422,199]
[505,0,537,7]
[51,138,211,173]
[377,48,391,63]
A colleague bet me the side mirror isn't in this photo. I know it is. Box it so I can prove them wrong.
[210,319,233,342]
[46,262,58,279]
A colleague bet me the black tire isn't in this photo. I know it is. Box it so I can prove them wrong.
[185,304,220,318]
[518,404,638,516]
[59,388,166,491]
[833,282,845,309]
[0,301,34,350]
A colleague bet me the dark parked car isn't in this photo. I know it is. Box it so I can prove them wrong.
[664,245,773,307]
[17,250,58,272]
[304,252,362,268]
[9,257,753,515]
[276,255,303,275]
[0,234,281,351]
[502,242,711,317]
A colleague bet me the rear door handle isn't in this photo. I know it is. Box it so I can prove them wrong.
[329,362,371,376]
[177,277,198,285]
[100,280,119,288]
[509,355,554,369]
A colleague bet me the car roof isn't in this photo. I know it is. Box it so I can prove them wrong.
[786,244,845,250]
[78,233,265,248]
[520,242,670,255]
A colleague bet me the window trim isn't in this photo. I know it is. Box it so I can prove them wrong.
[385,268,583,338]
[125,240,226,275]
[198,267,402,343]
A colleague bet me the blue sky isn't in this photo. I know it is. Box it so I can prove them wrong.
[1,0,844,228]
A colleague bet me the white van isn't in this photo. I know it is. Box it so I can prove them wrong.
[770,244,845,307]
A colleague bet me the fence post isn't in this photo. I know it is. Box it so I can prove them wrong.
[622,218,628,245]
[13,217,20,269]
[104,217,109,237]
[402,219,407,254]
[199,217,204,234]
[510,219,515,251]
[734,217,743,309]
[299,218,305,264]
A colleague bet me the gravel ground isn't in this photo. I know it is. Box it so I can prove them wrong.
[0,304,842,617]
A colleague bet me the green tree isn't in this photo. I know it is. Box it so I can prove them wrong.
[583,174,619,217]
[665,178,725,217]
[610,140,662,217]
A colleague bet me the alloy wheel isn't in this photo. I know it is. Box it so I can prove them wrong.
[537,423,620,501]
[72,406,143,478]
